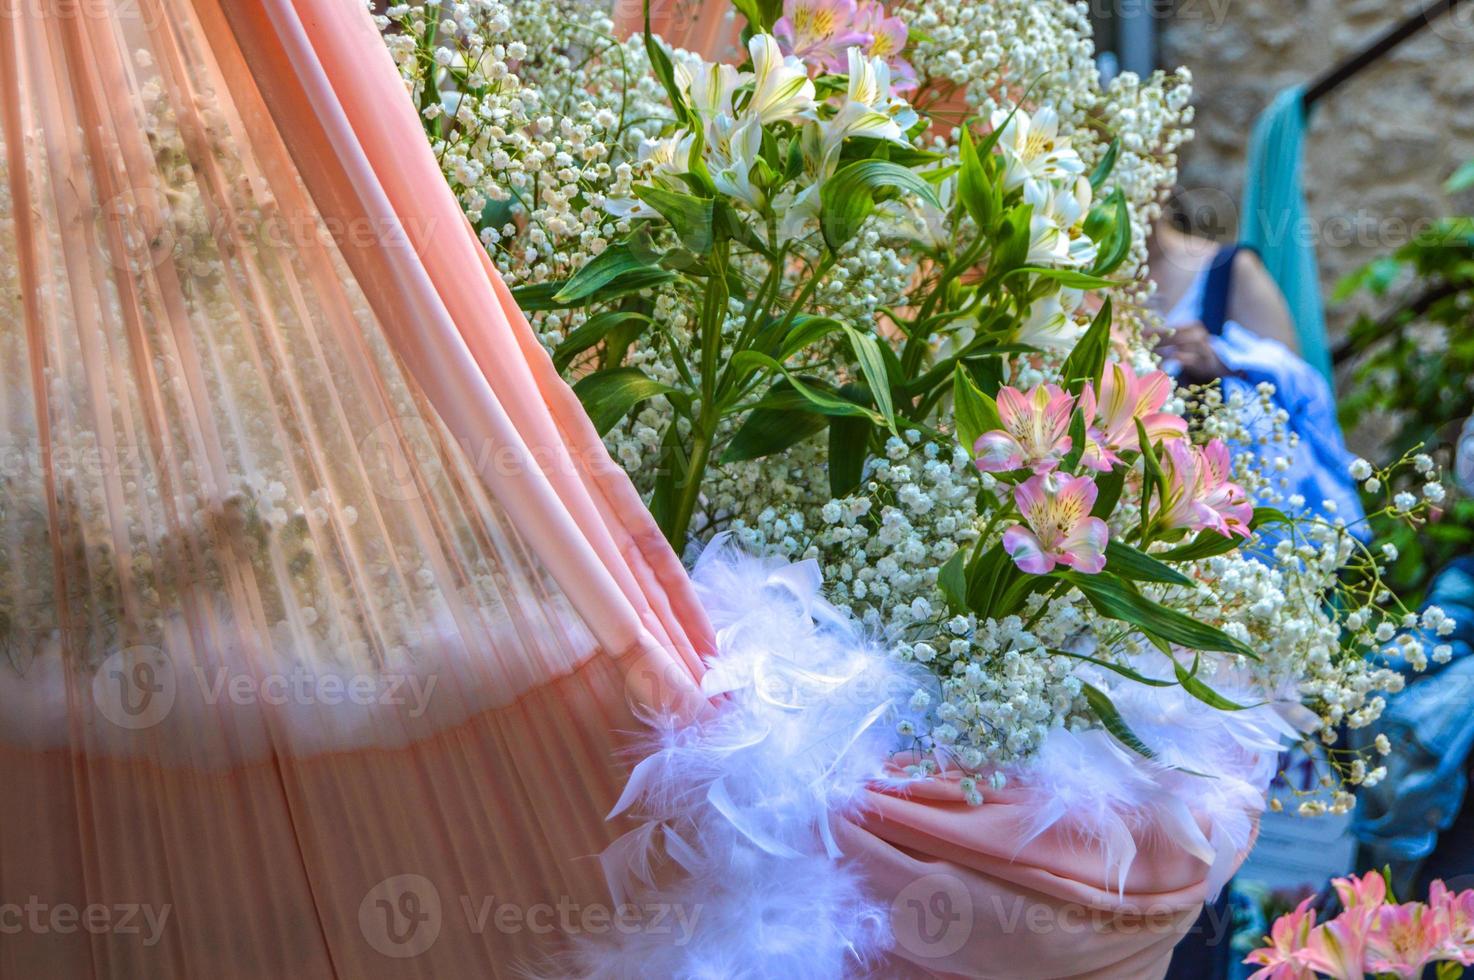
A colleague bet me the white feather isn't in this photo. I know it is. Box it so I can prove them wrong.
[549,546,1296,973]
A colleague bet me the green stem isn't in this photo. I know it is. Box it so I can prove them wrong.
[667,427,713,550]
[663,241,730,548]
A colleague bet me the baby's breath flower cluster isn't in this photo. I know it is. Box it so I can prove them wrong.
[377,0,674,350]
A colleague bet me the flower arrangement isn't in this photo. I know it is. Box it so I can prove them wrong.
[380,0,1448,813]
[1247,872,1474,979]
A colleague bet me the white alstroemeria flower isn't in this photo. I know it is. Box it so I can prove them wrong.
[602,134,694,218]
[1025,177,1096,268]
[641,132,696,178]
[774,123,827,237]
[991,106,1086,197]
[707,114,766,210]
[677,55,746,121]
[745,34,816,125]
[1015,288,1085,350]
[821,47,918,162]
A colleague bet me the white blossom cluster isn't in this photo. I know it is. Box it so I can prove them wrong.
[377,0,675,349]
[899,0,1194,290]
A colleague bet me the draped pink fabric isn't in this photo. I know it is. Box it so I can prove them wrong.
[0,0,1218,976]
[0,0,707,975]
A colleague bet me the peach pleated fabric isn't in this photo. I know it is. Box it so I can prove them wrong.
[0,0,707,975]
[0,0,1214,975]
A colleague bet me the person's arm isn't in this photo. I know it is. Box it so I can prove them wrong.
[1227,250,1300,354]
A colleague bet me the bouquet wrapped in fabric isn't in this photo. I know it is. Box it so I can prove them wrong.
[381,0,1451,974]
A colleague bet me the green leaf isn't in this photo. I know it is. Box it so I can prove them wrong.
[1089,137,1120,191]
[553,239,663,304]
[938,551,968,615]
[1091,464,1127,519]
[648,420,689,533]
[1173,655,1250,711]
[1061,406,1088,471]
[1050,649,1177,688]
[966,542,1017,619]
[1085,188,1131,277]
[1008,267,1114,290]
[1104,540,1194,587]
[730,0,783,31]
[990,203,1033,280]
[512,267,676,311]
[1158,528,1243,562]
[1062,571,1255,658]
[957,128,1000,232]
[730,352,883,421]
[634,186,715,252]
[722,385,830,463]
[552,311,652,373]
[1081,682,1158,760]
[778,315,845,359]
[1251,507,1291,529]
[952,365,1002,452]
[829,412,873,497]
[572,367,683,435]
[1059,299,1112,395]
[1136,418,1167,532]
[1446,158,1474,194]
[821,160,942,251]
[842,326,898,433]
[643,1,689,124]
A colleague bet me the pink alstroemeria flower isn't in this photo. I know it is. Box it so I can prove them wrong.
[1302,914,1372,980]
[1158,438,1253,538]
[1078,362,1188,470]
[972,383,1076,475]
[853,0,916,89]
[774,0,870,74]
[1365,901,1450,979]
[1002,473,1109,575]
[1244,897,1319,980]
[1331,871,1387,910]
[1430,880,1474,965]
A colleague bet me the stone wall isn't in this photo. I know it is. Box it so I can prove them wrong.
[1159,0,1474,340]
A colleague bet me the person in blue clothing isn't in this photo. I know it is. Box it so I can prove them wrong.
[1147,219,1365,530]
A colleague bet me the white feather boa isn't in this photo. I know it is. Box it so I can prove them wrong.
[558,541,1301,976]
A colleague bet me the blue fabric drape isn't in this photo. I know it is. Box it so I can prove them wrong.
[1240,85,1335,386]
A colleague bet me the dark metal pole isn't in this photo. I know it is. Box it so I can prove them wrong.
[1304,0,1473,108]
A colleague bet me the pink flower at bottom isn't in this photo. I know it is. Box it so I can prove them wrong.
[1331,871,1387,911]
[1302,912,1372,980]
[1002,473,1109,575]
[1158,438,1254,538]
[1245,896,1320,980]
[1364,901,1450,979]
[1430,879,1474,965]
